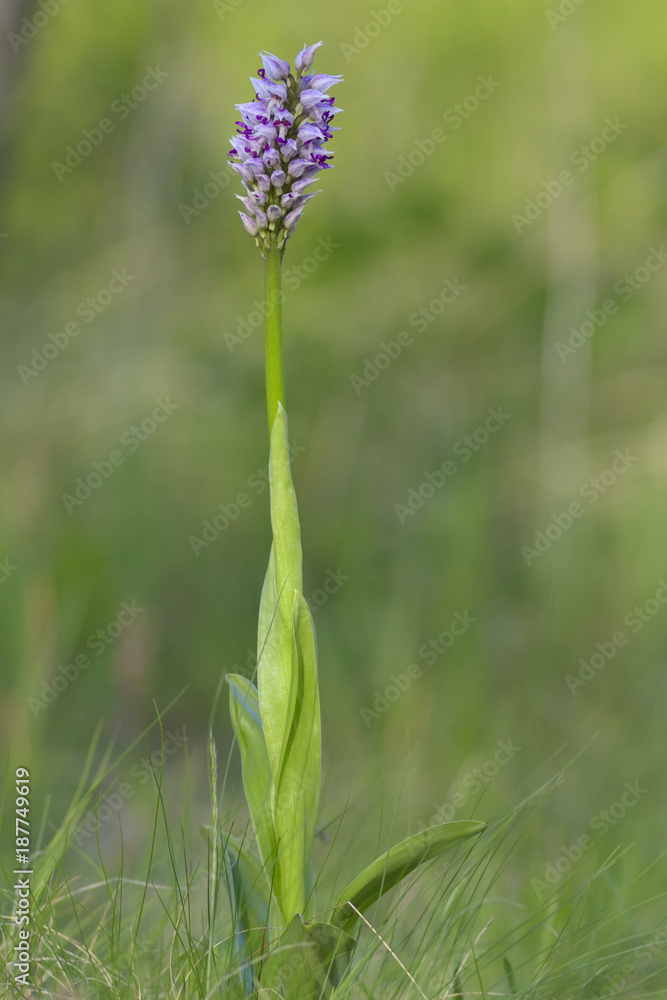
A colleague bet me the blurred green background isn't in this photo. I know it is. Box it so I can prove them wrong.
[1,0,666,895]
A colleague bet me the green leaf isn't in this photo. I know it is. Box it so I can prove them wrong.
[227,674,277,871]
[268,404,303,603]
[257,406,303,789]
[331,821,486,932]
[200,827,272,992]
[259,914,356,999]
[223,832,271,982]
[272,592,321,921]
[253,406,321,923]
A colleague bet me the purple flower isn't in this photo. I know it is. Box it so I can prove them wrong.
[291,176,317,195]
[307,74,344,93]
[295,41,323,74]
[262,147,281,170]
[250,78,288,103]
[298,89,327,110]
[297,123,325,143]
[287,158,312,179]
[231,162,255,184]
[246,158,266,176]
[229,43,343,255]
[279,138,299,161]
[239,213,258,237]
[260,51,291,81]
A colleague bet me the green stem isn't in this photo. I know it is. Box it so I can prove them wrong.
[264,237,285,433]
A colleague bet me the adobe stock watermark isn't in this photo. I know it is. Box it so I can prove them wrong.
[360,610,476,727]
[340,0,415,63]
[566,579,667,694]
[213,0,244,22]
[224,236,340,352]
[350,277,468,394]
[420,738,521,828]
[61,397,179,513]
[189,439,306,555]
[0,558,18,585]
[531,780,648,898]
[385,75,501,192]
[7,0,71,53]
[52,66,169,181]
[17,268,135,385]
[600,921,667,999]
[306,568,350,615]
[395,408,510,524]
[74,727,188,845]
[179,166,234,224]
[511,117,628,233]
[28,601,145,717]
[556,246,667,362]
[546,0,588,31]
[521,449,638,566]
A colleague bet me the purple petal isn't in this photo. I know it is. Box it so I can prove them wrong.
[229,136,248,156]
[236,101,268,121]
[295,41,323,74]
[254,208,268,229]
[267,205,283,223]
[284,207,304,230]
[273,110,295,128]
[235,194,256,213]
[239,212,258,236]
[307,74,344,93]
[287,158,314,178]
[297,123,324,143]
[260,51,291,81]
[253,124,278,142]
[283,191,320,210]
[310,104,343,122]
[263,147,281,169]
[280,139,298,161]
[299,89,326,110]
[270,169,286,188]
[250,77,288,102]
[231,162,255,184]
[291,176,317,195]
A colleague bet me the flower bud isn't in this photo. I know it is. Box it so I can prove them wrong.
[238,212,258,236]
[260,51,291,81]
[295,42,323,74]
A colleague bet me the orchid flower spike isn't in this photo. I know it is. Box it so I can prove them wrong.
[230,42,343,256]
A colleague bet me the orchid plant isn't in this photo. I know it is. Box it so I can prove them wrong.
[214,42,485,998]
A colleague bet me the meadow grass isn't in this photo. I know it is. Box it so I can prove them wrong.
[2,725,666,999]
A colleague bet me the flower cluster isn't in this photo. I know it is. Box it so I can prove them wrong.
[230,42,343,256]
